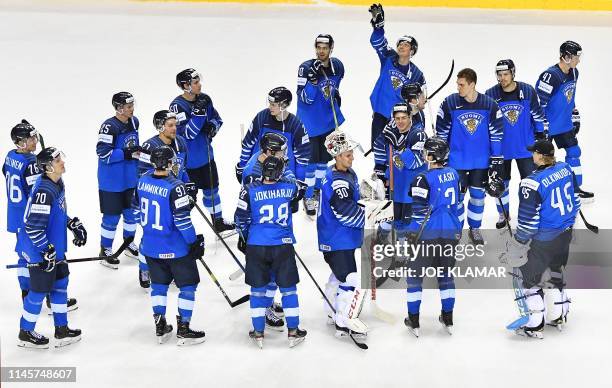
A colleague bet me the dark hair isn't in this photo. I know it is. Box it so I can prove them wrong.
[457,68,477,84]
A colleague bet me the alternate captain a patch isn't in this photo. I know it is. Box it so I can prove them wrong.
[500,104,523,126]
[457,112,484,134]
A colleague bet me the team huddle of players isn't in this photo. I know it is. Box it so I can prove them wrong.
[3,3,588,349]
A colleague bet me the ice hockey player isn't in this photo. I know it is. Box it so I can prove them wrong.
[368,3,426,149]
[234,155,306,349]
[96,92,141,269]
[436,68,504,245]
[235,86,310,213]
[485,59,546,229]
[318,130,368,340]
[535,41,593,200]
[170,68,234,233]
[499,139,579,339]
[239,132,299,331]
[135,110,198,289]
[404,137,462,337]
[297,34,345,217]
[135,145,206,346]
[372,102,427,239]
[17,147,86,348]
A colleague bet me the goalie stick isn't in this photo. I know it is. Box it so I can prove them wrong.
[6,236,134,269]
[363,59,455,157]
[294,249,368,350]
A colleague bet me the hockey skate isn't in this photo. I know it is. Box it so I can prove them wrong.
[495,213,508,230]
[139,269,151,290]
[99,246,119,269]
[18,329,49,349]
[249,330,264,349]
[154,314,173,344]
[404,313,420,338]
[54,325,82,348]
[288,327,307,348]
[546,315,567,332]
[265,306,285,332]
[213,217,235,234]
[334,323,367,340]
[514,326,544,339]
[46,296,78,315]
[176,316,205,346]
[576,187,594,203]
[124,240,139,260]
[272,302,284,317]
[303,197,317,219]
[439,310,453,335]
[468,228,485,245]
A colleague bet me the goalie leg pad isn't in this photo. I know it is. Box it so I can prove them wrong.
[324,273,340,320]
[335,273,368,333]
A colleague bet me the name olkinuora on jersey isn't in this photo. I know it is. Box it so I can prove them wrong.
[238,110,310,182]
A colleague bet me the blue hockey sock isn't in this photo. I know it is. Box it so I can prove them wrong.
[202,187,222,219]
[565,145,582,186]
[266,281,278,308]
[122,208,137,239]
[178,285,197,322]
[16,255,30,291]
[20,291,45,331]
[250,287,267,332]
[151,283,169,316]
[50,276,69,327]
[314,163,327,191]
[305,163,316,199]
[406,278,423,315]
[438,275,456,313]
[100,214,120,248]
[467,187,485,229]
[280,286,300,329]
[138,253,149,272]
[495,180,510,215]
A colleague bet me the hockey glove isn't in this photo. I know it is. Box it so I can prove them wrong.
[192,94,211,116]
[383,125,407,150]
[294,180,307,203]
[235,163,244,184]
[373,165,388,187]
[572,108,580,135]
[67,217,87,247]
[237,233,247,255]
[333,89,342,108]
[185,182,198,205]
[485,177,505,198]
[488,156,504,181]
[534,131,548,141]
[368,3,384,29]
[499,238,529,268]
[189,234,205,259]
[203,122,218,139]
[123,145,142,160]
[40,244,57,272]
[306,60,322,84]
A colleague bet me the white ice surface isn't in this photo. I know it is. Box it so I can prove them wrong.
[1,2,611,387]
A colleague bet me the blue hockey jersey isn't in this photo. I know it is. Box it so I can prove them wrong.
[96,116,140,192]
[139,135,189,183]
[369,28,426,118]
[407,167,462,240]
[485,81,546,160]
[535,65,578,136]
[18,176,69,262]
[3,150,41,233]
[317,167,364,251]
[515,162,580,242]
[234,178,298,246]
[436,93,504,170]
[372,119,427,203]
[238,109,310,182]
[170,94,223,169]
[136,174,196,259]
[297,57,345,136]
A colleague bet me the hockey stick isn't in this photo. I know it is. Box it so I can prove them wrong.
[294,250,368,350]
[321,68,340,130]
[6,236,134,269]
[193,203,246,272]
[496,198,530,330]
[579,210,599,234]
[196,257,249,308]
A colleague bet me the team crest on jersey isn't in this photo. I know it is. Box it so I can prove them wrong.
[562,83,576,103]
[319,79,336,100]
[124,136,138,148]
[500,104,523,126]
[389,69,407,90]
[58,193,67,212]
[457,112,484,134]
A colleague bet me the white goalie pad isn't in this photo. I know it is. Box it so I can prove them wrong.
[359,199,394,229]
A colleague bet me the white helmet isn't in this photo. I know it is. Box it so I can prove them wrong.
[325,130,360,157]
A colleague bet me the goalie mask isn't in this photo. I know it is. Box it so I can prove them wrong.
[325,130,360,157]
